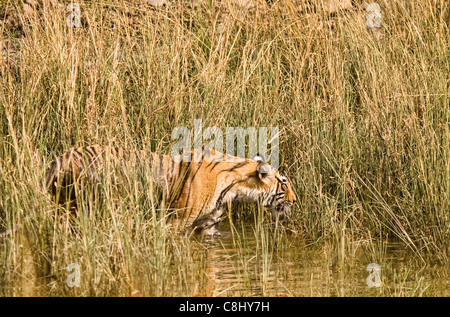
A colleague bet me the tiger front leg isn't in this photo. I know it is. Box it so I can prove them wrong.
[200,224,221,236]
[192,216,222,236]
[192,206,226,236]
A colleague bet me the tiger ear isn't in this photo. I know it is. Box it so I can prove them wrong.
[252,153,265,163]
[256,161,274,180]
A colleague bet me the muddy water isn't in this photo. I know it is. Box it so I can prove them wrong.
[197,223,450,297]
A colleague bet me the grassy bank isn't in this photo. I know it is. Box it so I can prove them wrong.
[0,0,449,296]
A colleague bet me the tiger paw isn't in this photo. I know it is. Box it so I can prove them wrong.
[200,225,221,237]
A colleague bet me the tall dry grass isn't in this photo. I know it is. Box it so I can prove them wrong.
[0,0,449,296]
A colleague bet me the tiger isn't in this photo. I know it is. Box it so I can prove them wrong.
[45,145,297,235]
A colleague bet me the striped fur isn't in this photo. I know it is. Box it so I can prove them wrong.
[45,145,297,235]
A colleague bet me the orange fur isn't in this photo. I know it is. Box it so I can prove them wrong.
[45,145,296,234]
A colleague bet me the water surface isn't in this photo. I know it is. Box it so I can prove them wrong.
[195,222,450,297]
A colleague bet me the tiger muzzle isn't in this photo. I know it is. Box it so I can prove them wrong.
[271,201,293,219]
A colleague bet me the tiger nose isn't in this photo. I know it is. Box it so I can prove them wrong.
[290,191,297,204]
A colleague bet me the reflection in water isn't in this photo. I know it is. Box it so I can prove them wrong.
[199,222,450,297]
[2,221,449,296]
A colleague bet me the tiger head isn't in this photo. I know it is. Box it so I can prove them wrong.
[178,148,297,232]
[249,154,297,218]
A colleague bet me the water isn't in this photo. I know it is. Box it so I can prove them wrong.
[1,221,449,297]
[195,222,450,297]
